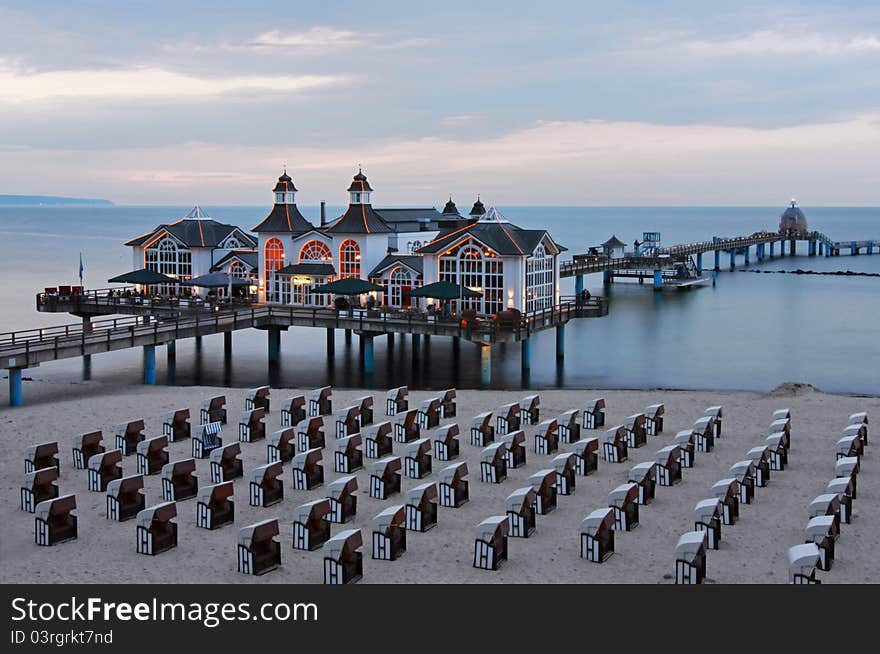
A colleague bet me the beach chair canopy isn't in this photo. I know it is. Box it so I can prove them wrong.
[628,461,655,483]
[505,486,537,513]
[581,507,615,535]
[675,531,708,560]
[370,505,405,533]
[805,515,836,541]
[370,456,401,476]
[693,498,721,523]
[406,482,438,507]
[293,499,331,524]
[439,462,468,484]
[293,448,322,468]
[197,481,233,505]
[36,494,76,522]
[136,501,177,529]
[475,515,509,541]
[608,483,638,507]
[323,529,362,560]
[328,475,358,499]
[787,543,820,578]
[238,519,279,547]
[480,442,506,462]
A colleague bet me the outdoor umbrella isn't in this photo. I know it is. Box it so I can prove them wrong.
[107,268,175,284]
[181,273,251,288]
[312,278,383,295]
[405,280,482,300]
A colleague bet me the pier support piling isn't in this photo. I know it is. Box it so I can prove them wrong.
[362,334,375,374]
[743,246,750,265]
[780,240,786,256]
[480,343,492,386]
[411,333,421,356]
[556,324,566,359]
[143,345,156,385]
[326,328,335,356]
[267,328,281,364]
[653,269,663,290]
[521,337,531,371]
[770,241,775,257]
[714,250,721,272]
[224,331,233,358]
[602,270,613,284]
[344,329,352,345]
[575,275,584,295]
[808,240,816,257]
[8,367,23,407]
[696,252,703,274]
[729,250,736,270]
[166,340,176,364]
[790,239,797,256]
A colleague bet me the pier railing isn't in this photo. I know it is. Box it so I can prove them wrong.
[1,297,608,369]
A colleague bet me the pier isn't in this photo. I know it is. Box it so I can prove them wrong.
[3,296,607,404]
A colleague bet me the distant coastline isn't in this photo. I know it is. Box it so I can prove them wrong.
[0,194,113,207]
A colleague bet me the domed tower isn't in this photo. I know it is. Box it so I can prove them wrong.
[347,167,373,205]
[442,195,460,217]
[779,199,808,235]
[469,196,486,220]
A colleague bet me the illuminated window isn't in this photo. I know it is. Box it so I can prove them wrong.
[299,240,333,262]
[229,260,248,279]
[438,238,503,315]
[526,244,554,312]
[339,240,361,278]
[145,236,191,293]
[264,237,285,301]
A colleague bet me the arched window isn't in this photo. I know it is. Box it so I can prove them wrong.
[339,240,361,278]
[264,237,285,300]
[438,238,503,315]
[526,244,554,312]
[229,260,248,279]
[223,236,242,249]
[388,266,414,307]
[299,240,333,262]
[145,236,192,293]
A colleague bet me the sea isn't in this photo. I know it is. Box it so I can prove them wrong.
[1,205,877,395]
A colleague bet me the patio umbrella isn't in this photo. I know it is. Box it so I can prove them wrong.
[406,280,482,300]
[107,268,175,284]
[312,278,383,295]
[181,273,251,288]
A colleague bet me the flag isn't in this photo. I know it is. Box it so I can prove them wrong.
[78,252,84,286]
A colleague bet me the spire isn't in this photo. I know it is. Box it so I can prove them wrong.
[442,195,459,216]
[469,195,486,217]
[347,167,373,204]
[272,170,297,204]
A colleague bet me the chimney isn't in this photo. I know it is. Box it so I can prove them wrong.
[320,201,326,226]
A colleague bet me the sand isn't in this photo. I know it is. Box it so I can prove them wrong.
[1,379,877,584]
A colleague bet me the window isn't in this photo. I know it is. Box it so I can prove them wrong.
[526,244,555,313]
[299,240,333,262]
[229,260,248,279]
[438,238,504,315]
[264,237,285,301]
[275,192,284,204]
[145,236,191,293]
[339,240,361,278]
[223,236,242,249]
[387,266,416,308]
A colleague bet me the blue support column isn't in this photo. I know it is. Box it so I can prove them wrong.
[868,243,874,254]
[729,250,736,270]
[744,246,750,265]
[780,240,786,256]
[326,328,335,356]
[808,240,816,256]
[166,339,176,364]
[412,333,421,354]
[362,335,374,374]
[851,242,858,255]
[818,241,824,256]
[653,269,663,290]
[756,244,763,261]
[770,241,775,257]
[521,338,531,371]
[556,324,565,359]
[143,345,156,385]
[575,275,584,295]
[696,252,703,273]
[603,270,613,284]
[224,331,233,358]
[480,344,492,386]
[9,367,23,406]
[267,328,281,364]
[714,250,721,272]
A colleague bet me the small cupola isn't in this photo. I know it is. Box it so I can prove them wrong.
[469,195,486,218]
[347,167,373,205]
[442,195,460,216]
[273,169,298,205]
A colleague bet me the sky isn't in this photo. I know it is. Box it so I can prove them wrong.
[0,0,878,206]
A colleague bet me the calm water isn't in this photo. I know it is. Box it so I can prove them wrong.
[1,206,878,395]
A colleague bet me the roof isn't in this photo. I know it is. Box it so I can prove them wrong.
[416,217,564,256]
[125,209,257,248]
[368,254,425,278]
[373,208,445,224]
[276,262,336,276]
[251,202,315,233]
[273,171,298,193]
[347,170,373,192]
[601,235,626,249]
[211,250,259,272]
[325,203,393,234]
[469,197,486,216]
[442,198,460,216]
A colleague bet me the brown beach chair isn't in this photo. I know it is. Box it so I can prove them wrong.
[106,474,145,521]
[161,458,198,502]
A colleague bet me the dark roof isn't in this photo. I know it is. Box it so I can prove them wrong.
[347,170,373,192]
[373,208,445,224]
[442,198,460,216]
[276,262,336,276]
[601,235,626,249]
[469,197,486,216]
[211,250,259,272]
[368,254,425,278]
[252,202,315,233]
[325,203,392,234]
[416,220,562,256]
[273,171,298,193]
[124,215,256,249]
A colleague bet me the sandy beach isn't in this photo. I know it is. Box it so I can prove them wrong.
[1,378,877,584]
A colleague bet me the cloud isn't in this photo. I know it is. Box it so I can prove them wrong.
[686,30,880,57]
[248,27,362,49]
[0,63,345,102]
[4,115,880,205]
